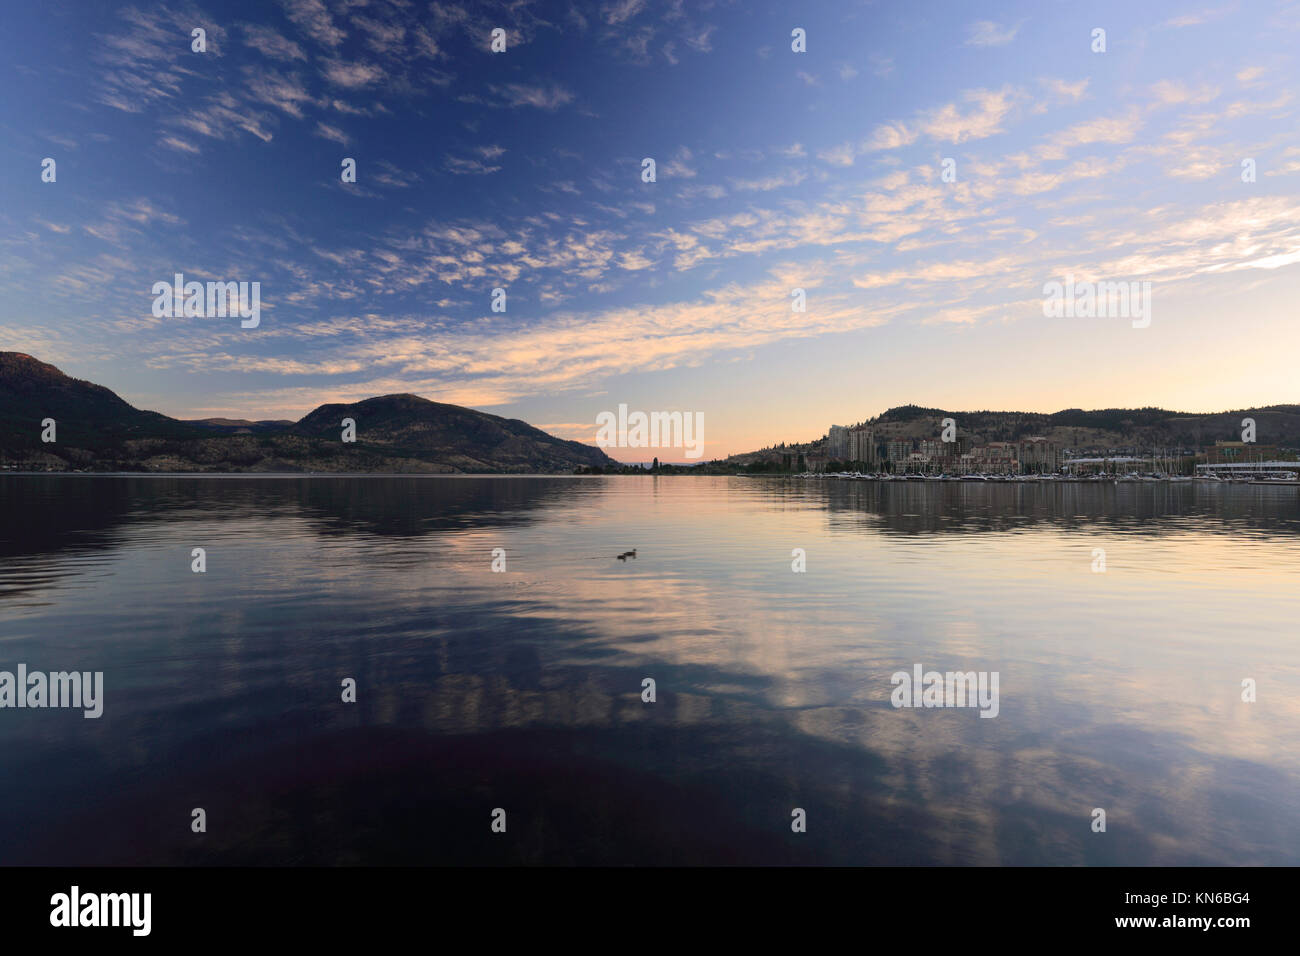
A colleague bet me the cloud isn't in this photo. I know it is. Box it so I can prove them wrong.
[313,122,349,145]
[1148,80,1218,107]
[241,24,306,60]
[729,170,807,192]
[664,147,697,177]
[861,87,1023,152]
[353,15,406,54]
[965,20,1022,47]
[161,135,201,154]
[170,92,276,144]
[1039,77,1090,105]
[684,26,715,53]
[1236,66,1266,86]
[863,122,917,151]
[93,6,228,112]
[281,0,345,47]
[1165,6,1232,27]
[321,59,384,88]
[188,264,882,412]
[244,66,313,118]
[81,198,184,245]
[445,155,502,175]
[541,180,582,195]
[920,87,1022,144]
[1037,108,1143,159]
[489,83,575,110]
[817,142,858,166]
[602,0,647,25]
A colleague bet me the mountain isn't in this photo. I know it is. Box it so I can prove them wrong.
[290,393,614,472]
[0,352,615,473]
[0,352,200,449]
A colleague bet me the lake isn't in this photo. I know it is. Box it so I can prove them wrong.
[1,474,1298,865]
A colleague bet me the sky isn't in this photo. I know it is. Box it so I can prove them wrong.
[1,0,1299,461]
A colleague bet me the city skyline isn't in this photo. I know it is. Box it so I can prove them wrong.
[3,0,1299,462]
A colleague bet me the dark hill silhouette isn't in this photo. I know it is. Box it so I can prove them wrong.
[0,352,614,473]
[865,404,1300,447]
[292,393,615,472]
[0,352,198,449]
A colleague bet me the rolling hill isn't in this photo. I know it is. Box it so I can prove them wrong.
[0,352,615,473]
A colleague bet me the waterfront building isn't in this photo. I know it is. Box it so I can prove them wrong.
[827,425,849,459]
[1017,437,1062,473]
[1206,441,1278,465]
[848,426,876,465]
[972,442,1018,474]
[887,440,912,463]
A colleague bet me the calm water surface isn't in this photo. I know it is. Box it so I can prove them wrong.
[1,475,1298,865]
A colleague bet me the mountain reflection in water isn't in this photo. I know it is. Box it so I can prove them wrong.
[1,475,1298,865]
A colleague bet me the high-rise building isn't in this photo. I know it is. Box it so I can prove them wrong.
[827,425,849,459]
[848,426,875,465]
[1017,437,1061,473]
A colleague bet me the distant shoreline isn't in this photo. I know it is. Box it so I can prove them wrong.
[2,471,1297,487]
[0,470,608,478]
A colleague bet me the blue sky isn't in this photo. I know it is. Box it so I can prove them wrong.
[2,0,1299,459]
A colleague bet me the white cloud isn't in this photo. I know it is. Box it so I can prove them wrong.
[602,0,647,25]
[965,20,1022,48]
[281,0,346,47]
[322,59,384,88]
[921,87,1021,144]
[817,142,857,166]
[313,122,349,145]
[244,67,313,118]
[242,24,306,60]
[664,147,697,178]
[445,155,502,175]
